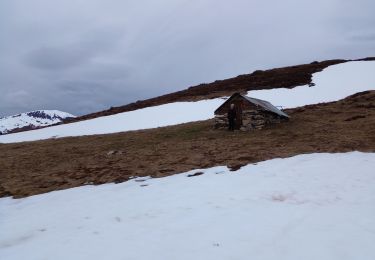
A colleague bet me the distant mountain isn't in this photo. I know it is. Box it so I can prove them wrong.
[0,110,75,135]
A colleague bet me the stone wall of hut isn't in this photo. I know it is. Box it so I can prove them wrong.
[214,95,288,131]
[214,109,285,130]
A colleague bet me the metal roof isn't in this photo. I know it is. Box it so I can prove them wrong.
[243,96,290,118]
[214,93,289,118]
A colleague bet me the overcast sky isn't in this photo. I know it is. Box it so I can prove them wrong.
[1,0,374,117]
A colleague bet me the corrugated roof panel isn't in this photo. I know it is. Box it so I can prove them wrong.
[243,96,290,118]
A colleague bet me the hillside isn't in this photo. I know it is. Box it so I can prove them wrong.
[1,59,375,260]
[2,1,375,258]
[1,90,374,198]
[1,60,374,143]
[2,57,369,135]
[65,57,374,123]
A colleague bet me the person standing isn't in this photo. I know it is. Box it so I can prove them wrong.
[227,103,236,131]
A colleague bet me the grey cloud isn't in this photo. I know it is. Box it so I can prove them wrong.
[1,0,375,117]
[24,28,125,71]
[25,47,92,70]
[349,32,375,42]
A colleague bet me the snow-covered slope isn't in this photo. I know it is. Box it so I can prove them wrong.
[0,100,224,143]
[247,60,375,107]
[0,110,75,135]
[0,60,374,143]
[1,152,374,260]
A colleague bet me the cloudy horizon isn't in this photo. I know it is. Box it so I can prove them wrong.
[1,0,374,117]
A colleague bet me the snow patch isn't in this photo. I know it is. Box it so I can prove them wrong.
[247,61,375,108]
[1,152,375,260]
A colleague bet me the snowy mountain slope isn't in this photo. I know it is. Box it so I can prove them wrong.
[0,60,374,143]
[1,152,374,260]
[0,110,75,135]
[247,61,375,107]
[0,100,224,143]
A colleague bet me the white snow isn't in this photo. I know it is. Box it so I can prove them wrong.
[1,60,374,143]
[0,110,75,135]
[1,152,375,260]
[0,99,224,143]
[247,61,375,108]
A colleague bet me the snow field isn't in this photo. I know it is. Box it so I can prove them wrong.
[247,61,375,108]
[1,152,375,260]
[0,99,224,143]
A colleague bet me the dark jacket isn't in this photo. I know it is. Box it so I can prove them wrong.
[228,108,236,120]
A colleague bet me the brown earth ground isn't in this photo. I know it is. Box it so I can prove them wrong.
[1,90,375,198]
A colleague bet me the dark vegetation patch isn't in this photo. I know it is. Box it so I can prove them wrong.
[187,172,204,177]
[344,115,366,121]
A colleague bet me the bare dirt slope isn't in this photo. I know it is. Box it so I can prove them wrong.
[0,91,374,198]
